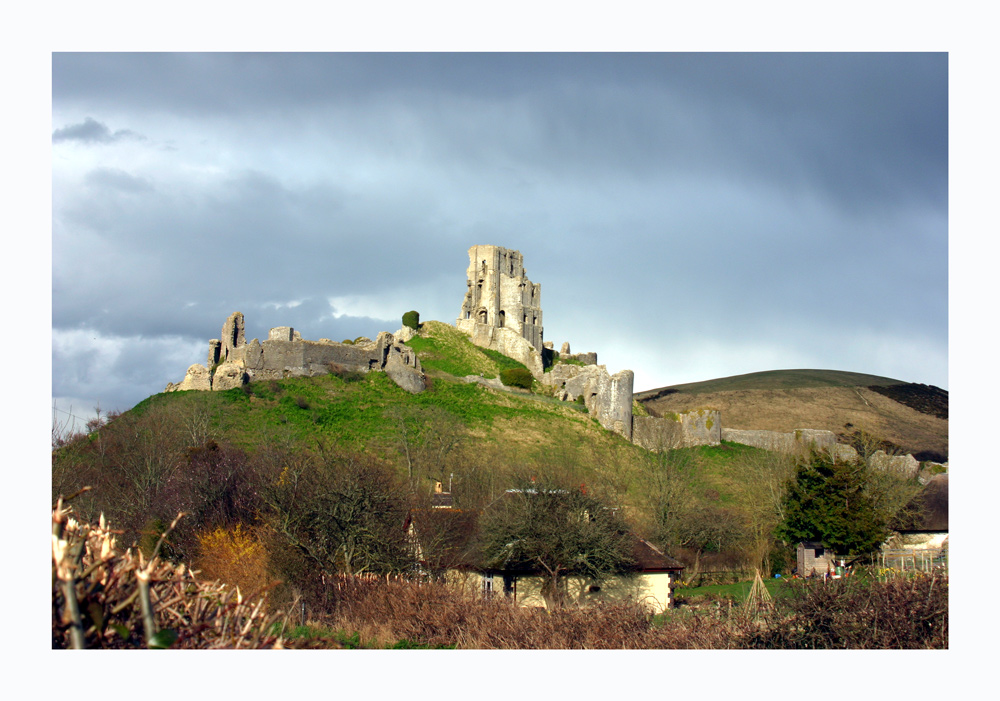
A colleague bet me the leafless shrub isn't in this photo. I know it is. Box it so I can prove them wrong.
[313,570,946,649]
[742,572,948,649]
[324,575,665,649]
[52,497,302,649]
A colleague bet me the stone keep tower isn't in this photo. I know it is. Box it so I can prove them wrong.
[456,245,543,351]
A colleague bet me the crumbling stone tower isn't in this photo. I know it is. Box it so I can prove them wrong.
[456,245,543,351]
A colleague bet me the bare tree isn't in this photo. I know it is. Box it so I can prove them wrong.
[729,449,797,575]
[385,405,463,489]
[478,474,636,607]
[259,449,409,577]
[639,448,696,553]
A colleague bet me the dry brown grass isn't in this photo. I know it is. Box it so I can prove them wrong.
[645,386,947,457]
[314,571,946,649]
[322,576,679,649]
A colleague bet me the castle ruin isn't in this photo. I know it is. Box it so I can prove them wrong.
[456,245,546,376]
[457,245,543,349]
[166,312,426,395]
[163,244,907,463]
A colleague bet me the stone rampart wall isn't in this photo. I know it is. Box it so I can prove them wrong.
[721,428,859,462]
[633,409,721,450]
[166,313,425,394]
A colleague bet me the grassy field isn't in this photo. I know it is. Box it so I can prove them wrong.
[673,577,792,605]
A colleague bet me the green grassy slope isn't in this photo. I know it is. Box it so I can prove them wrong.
[404,321,528,378]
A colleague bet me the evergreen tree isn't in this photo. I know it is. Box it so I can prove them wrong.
[776,455,889,556]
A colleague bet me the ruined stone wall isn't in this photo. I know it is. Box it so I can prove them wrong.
[721,428,858,462]
[633,409,722,450]
[540,363,634,441]
[465,323,544,377]
[166,313,425,395]
[868,450,920,476]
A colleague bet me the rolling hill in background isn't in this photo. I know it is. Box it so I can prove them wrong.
[635,369,948,461]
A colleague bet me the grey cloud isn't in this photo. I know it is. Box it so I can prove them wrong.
[84,167,154,193]
[52,116,142,144]
[52,331,204,413]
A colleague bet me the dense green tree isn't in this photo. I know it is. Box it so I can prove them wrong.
[402,310,420,330]
[776,455,889,556]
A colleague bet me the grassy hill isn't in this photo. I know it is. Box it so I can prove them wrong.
[635,369,904,396]
[54,322,784,548]
[636,369,948,461]
[53,325,945,569]
[51,321,948,645]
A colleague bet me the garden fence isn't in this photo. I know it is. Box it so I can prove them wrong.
[878,548,947,573]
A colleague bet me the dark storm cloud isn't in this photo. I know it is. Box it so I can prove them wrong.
[51,166,471,370]
[52,116,142,144]
[51,52,948,417]
[51,53,945,213]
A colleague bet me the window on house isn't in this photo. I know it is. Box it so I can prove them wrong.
[815,548,824,558]
[482,573,494,596]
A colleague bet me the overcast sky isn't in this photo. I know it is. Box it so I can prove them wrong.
[51,52,948,427]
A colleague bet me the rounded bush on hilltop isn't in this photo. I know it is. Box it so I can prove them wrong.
[402,311,420,330]
[500,368,533,390]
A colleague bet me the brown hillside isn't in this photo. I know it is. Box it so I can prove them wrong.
[637,372,947,461]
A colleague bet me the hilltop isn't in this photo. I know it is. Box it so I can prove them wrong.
[635,369,948,461]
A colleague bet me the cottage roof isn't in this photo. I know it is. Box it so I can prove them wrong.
[912,474,948,532]
[431,492,454,508]
[406,507,480,570]
[632,537,685,572]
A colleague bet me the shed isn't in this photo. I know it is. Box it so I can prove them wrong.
[797,541,835,577]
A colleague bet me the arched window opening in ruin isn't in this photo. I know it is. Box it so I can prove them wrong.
[478,309,488,324]
[499,310,506,328]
